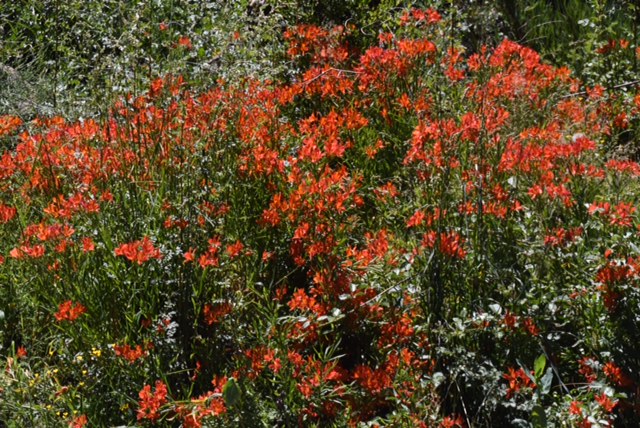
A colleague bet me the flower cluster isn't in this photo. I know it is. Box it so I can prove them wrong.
[54,301,87,322]
[137,381,168,421]
[114,236,163,264]
[2,6,640,427]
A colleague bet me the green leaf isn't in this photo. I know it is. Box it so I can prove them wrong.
[540,367,553,395]
[531,404,547,428]
[223,377,241,407]
[534,354,546,379]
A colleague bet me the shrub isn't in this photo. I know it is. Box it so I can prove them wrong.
[2,5,640,427]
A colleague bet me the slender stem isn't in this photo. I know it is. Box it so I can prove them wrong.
[561,79,640,98]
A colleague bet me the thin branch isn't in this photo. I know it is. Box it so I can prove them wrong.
[561,79,640,98]
[299,67,361,86]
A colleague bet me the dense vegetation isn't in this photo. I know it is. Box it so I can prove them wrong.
[1,1,640,427]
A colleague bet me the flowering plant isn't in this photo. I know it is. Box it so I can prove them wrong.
[2,6,640,427]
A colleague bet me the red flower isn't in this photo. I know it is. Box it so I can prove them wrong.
[569,401,582,416]
[16,346,27,359]
[603,361,632,387]
[114,236,162,264]
[203,302,233,325]
[178,36,192,50]
[137,380,169,421]
[82,237,95,253]
[595,392,617,413]
[400,8,442,26]
[353,364,393,394]
[544,227,583,247]
[0,203,17,223]
[225,240,245,258]
[54,301,87,322]
[184,248,196,263]
[421,231,466,259]
[68,414,88,428]
[288,288,326,315]
[613,112,629,129]
[503,367,535,399]
[198,237,221,268]
[522,318,540,336]
[609,201,635,227]
[114,343,148,363]
[149,78,164,98]
[578,357,598,383]
[10,244,45,259]
[440,415,466,428]
[502,311,518,330]
[407,210,426,228]
[0,115,22,136]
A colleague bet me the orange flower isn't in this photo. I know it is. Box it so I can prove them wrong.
[407,210,426,228]
[82,237,95,253]
[225,240,245,258]
[353,364,393,394]
[54,301,87,322]
[137,381,168,421]
[203,302,233,325]
[603,361,632,387]
[183,248,196,263]
[114,343,148,363]
[595,392,617,413]
[0,203,17,223]
[440,415,465,428]
[0,115,22,136]
[421,231,466,259]
[68,414,88,428]
[16,346,27,359]
[578,357,597,383]
[569,400,582,416]
[503,367,535,399]
[178,36,192,50]
[114,236,162,264]
[522,318,540,336]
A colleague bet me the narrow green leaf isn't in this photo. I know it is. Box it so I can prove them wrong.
[534,354,546,379]
[223,377,241,407]
[531,404,547,428]
[540,367,553,395]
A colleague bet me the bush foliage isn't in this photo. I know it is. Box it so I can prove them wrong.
[2,2,640,428]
